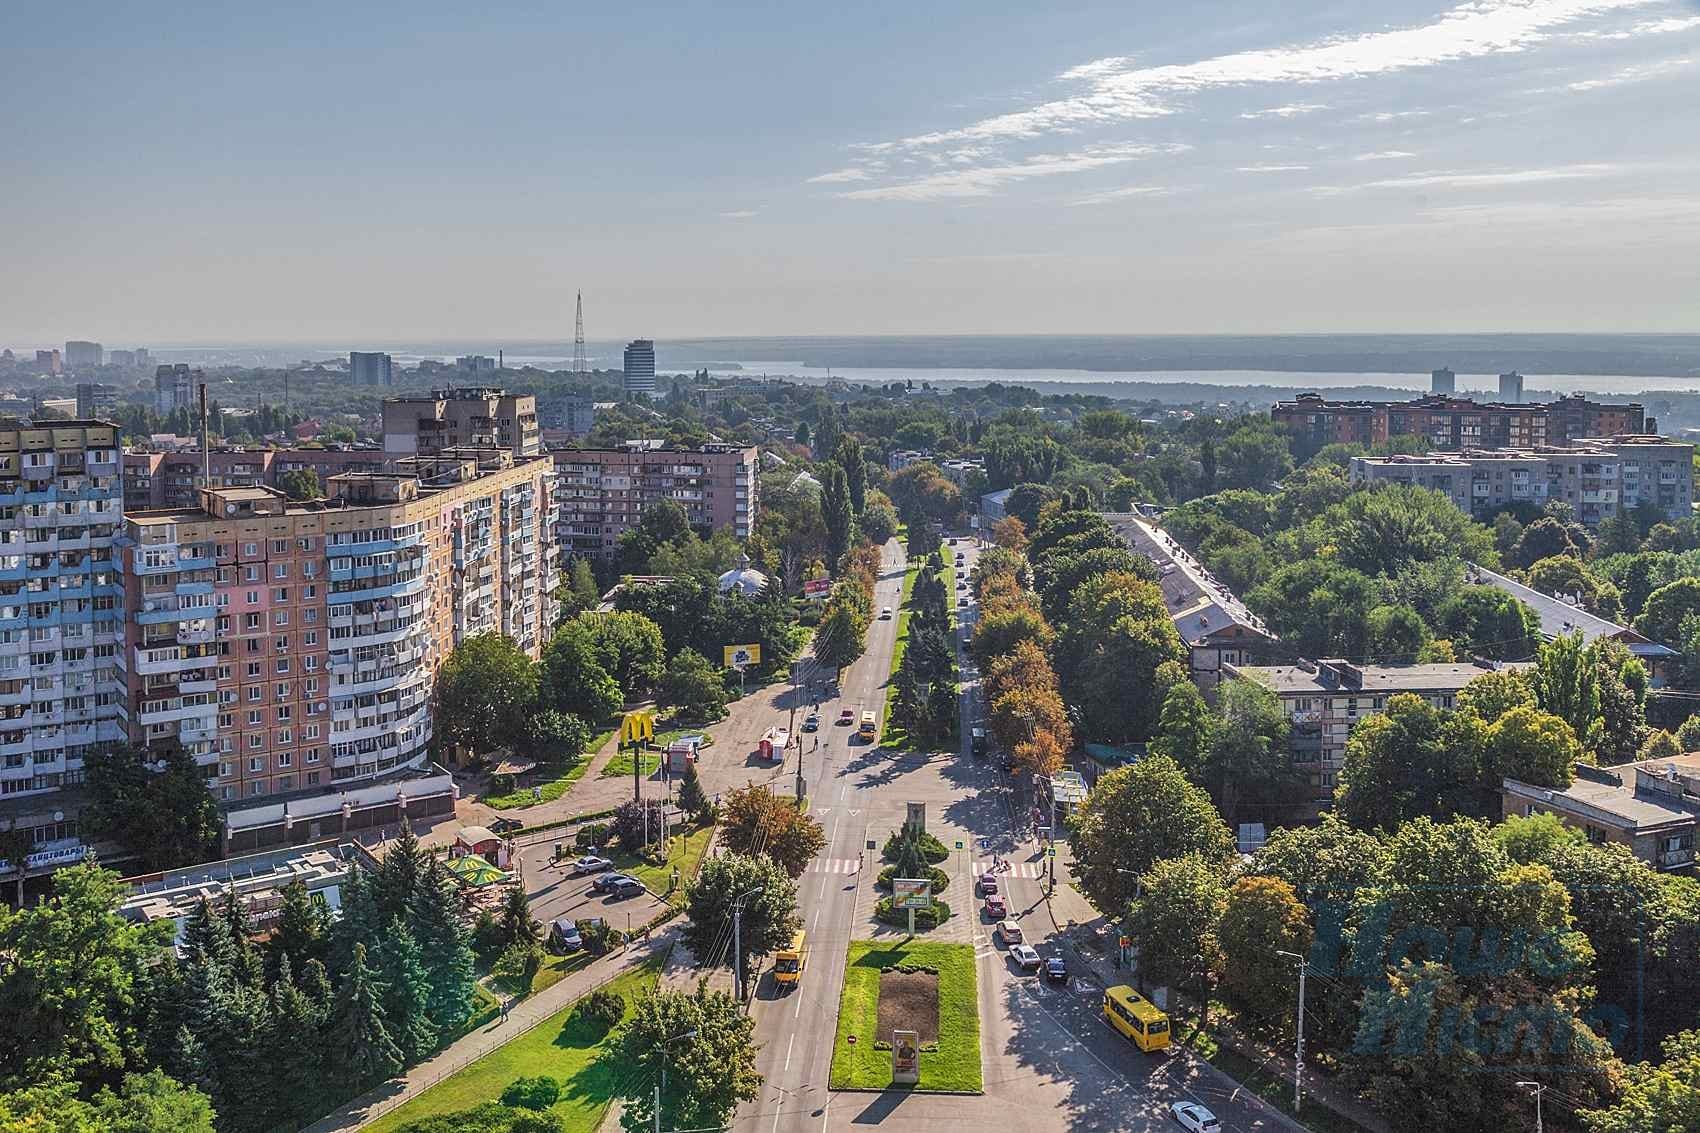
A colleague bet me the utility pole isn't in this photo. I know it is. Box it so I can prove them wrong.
[656,1028,697,1133]
[789,662,804,803]
[1278,949,1308,1114]
[732,887,759,1002]
[1516,1082,1546,1133]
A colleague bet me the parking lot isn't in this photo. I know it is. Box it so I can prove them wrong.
[513,837,671,937]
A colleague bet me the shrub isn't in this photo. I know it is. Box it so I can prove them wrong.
[875,864,949,892]
[500,1075,562,1110]
[576,986,627,1030]
[492,940,543,991]
[471,909,508,964]
[574,822,612,850]
[873,896,951,931]
[577,919,625,957]
[611,799,667,853]
[882,828,949,863]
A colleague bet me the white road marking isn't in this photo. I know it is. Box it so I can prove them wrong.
[784,1033,794,1070]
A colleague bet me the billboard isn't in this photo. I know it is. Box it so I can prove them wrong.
[891,1029,920,1084]
[803,578,832,599]
[619,710,655,745]
[723,644,761,669]
[892,878,932,910]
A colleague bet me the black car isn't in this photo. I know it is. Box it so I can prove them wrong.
[591,872,637,894]
[488,817,523,835]
[607,876,646,899]
[971,728,987,759]
[1044,956,1068,984]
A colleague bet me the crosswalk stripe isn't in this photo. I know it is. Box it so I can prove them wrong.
[804,858,860,874]
[970,862,1043,879]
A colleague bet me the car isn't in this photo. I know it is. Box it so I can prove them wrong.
[998,919,1024,945]
[983,894,1007,918]
[591,872,638,894]
[488,817,523,835]
[957,596,968,607]
[606,876,646,899]
[977,873,999,896]
[571,854,613,876]
[548,918,583,952]
[837,708,855,725]
[880,606,893,619]
[955,580,966,590]
[1045,956,1068,984]
[971,728,987,758]
[948,538,957,545]
[802,711,821,732]
[1009,943,1042,972]
[1169,1102,1220,1133]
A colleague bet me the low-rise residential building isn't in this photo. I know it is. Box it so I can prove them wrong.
[980,488,1013,523]
[551,441,758,556]
[1103,512,1277,690]
[888,449,932,471]
[1466,563,1678,682]
[1350,435,1693,527]
[1504,755,1699,873]
[1272,393,1646,461]
[1228,658,1531,802]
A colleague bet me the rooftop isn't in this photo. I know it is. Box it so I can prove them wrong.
[1468,563,1678,659]
[1232,658,1526,695]
[1102,512,1274,645]
[1505,753,1700,834]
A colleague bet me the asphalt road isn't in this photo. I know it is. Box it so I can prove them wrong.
[719,535,1304,1133]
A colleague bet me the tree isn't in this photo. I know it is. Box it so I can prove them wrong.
[611,799,668,853]
[609,986,763,1133]
[374,818,425,921]
[325,943,403,1093]
[659,647,729,724]
[1640,577,1700,646]
[1034,544,1150,624]
[1434,586,1542,661]
[1129,855,1226,1019]
[991,515,1028,551]
[1334,693,1489,830]
[275,468,320,501]
[1150,678,1213,779]
[82,743,222,870]
[557,557,603,620]
[1530,632,1601,752]
[812,598,867,676]
[1524,555,1624,620]
[1216,425,1293,491]
[373,918,437,1064]
[1055,572,1188,745]
[540,622,624,722]
[638,499,693,548]
[681,854,797,1000]
[1512,516,1579,567]
[1457,668,1535,724]
[1216,876,1313,1034]
[1203,678,1310,827]
[499,885,540,949]
[434,634,539,756]
[410,859,477,1032]
[834,435,867,515]
[970,601,1053,670]
[0,862,172,1085]
[820,464,853,568]
[1072,756,1234,914]
[266,878,330,983]
[573,611,666,695]
[1365,603,1429,662]
[265,956,326,1127]
[1642,728,1684,760]
[677,761,711,822]
[1581,1028,1700,1133]
[983,640,1071,779]
[526,709,592,766]
[857,497,898,545]
[0,1071,217,1133]
[1247,560,1377,661]
[717,785,826,879]
[1486,706,1580,787]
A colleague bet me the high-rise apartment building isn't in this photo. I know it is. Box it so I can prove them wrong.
[1499,371,1525,403]
[63,341,103,369]
[557,395,599,437]
[553,441,757,556]
[454,355,496,374]
[0,420,126,881]
[1431,367,1455,394]
[108,351,136,369]
[382,388,541,460]
[154,364,198,414]
[123,447,394,512]
[622,339,656,399]
[1272,393,1644,461]
[75,383,119,420]
[35,349,62,376]
[116,449,559,811]
[350,351,394,387]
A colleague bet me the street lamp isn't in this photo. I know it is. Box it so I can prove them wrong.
[1276,949,1309,1114]
[1114,868,1143,977]
[1516,1081,1547,1133]
[655,1029,699,1133]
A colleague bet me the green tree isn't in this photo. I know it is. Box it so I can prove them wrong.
[499,884,540,949]
[573,611,666,695]
[1150,678,1213,779]
[326,942,403,1093]
[1055,571,1188,744]
[677,760,711,822]
[609,986,763,1133]
[1247,560,1377,661]
[0,1071,217,1133]
[1364,603,1429,662]
[277,469,321,501]
[1334,693,1489,830]
[681,854,798,1000]
[857,496,898,545]
[265,878,330,984]
[1637,576,1700,644]
[1512,515,1579,567]
[811,599,867,676]
[1129,855,1226,1019]
[373,918,437,1065]
[1530,632,1601,752]
[0,862,172,1085]
[1216,876,1313,1034]
[1434,586,1542,660]
[525,708,591,766]
[1490,812,1583,864]
[1486,705,1581,787]
[716,784,827,879]
[410,859,477,1032]
[834,435,868,515]
[1581,1029,1700,1133]
[265,955,327,1127]
[540,622,624,722]
[1524,555,1624,620]
[1457,668,1536,723]
[557,557,603,620]
[82,743,222,870]
[434,634,539,756]
[821,463,853,568]
[1202,678,1310,827]
[374,818,425,921]
[1251,813,1386,913]
[659,647,729,723]
[1072,755,1234,914]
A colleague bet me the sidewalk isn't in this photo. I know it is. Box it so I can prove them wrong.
[303,926,680,1133]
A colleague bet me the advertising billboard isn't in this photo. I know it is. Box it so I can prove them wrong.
[892,878,932,910]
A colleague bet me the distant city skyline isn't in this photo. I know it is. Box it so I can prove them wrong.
[4,1,1698,341]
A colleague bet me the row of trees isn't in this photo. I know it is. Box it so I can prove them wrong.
[813,543,882,677]
[970,549,1070,778]
[890,552,959,746]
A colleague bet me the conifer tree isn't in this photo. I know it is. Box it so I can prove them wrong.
[374,917,438,1065]
[677,760,710,822]
[332,866,380,976]
[267,877,331,983]
[266,955,326,1125]
[326,943,402,1092]
[220,888,264,989]
[410,860,476,1031]
[374,818,424,921]
[182,895,234,969]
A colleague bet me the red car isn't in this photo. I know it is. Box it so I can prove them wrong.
[837,708,855,726]
[983,894,1007,918]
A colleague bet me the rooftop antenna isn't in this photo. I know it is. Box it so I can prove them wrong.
[573,291,586,374]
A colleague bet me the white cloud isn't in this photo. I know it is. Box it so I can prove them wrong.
[1567,54,1696,90]
[839,143,1187,201]
[1353,150,1418,160]
[807,167,874,184]
[886,0,1665,149]
[719,210,759,219]
[1237,163,1311,173]
[1240,102,1330,119]
[1579,13,1700,38]
[1358,109,1431,122]
[1069,185,1172,206]
[1315,162,1623,193]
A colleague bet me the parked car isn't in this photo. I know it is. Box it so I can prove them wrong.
[983,894,1007,918]
[998,919,1024,945]
[880,606,893,619]
[606,876,646,899]
[971,728,987,758]
[1009,943,1042,972]
[956,580,967,590]
[978,873,999,896]
[803,711,821,732]
[591,872,638,894]
[548,918,583,952]
[957,596,968,607]
[571,854,613,876]
[1045,956,1068,984]
[488,817,524,835]
[1169,1103,1220,1133]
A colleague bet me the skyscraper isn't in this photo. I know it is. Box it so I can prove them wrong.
[623,339,656,398]
[350,351,394,387]
[1499,371,1524,403]
[63,341,103,369]
[1430,367,1455,394]
[154,364,197,414]
[35,349,61,375]
[76,383,118,419]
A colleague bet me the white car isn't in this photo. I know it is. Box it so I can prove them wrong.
[1169,1102,1220,1133]
[1008,943,1041,972]
[880,606,893,619]
[571,854,613,875]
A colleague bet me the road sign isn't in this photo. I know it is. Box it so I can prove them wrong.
[893,878,932,910]
[892,1030,920,1085]
[954,840,964,850]
[1047,846,1057,857]
[723,644,761,669]
[867,839,877,851]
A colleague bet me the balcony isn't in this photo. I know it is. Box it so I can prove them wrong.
[1659,848,1695,870]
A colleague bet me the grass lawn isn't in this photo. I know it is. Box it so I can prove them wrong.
[1175,1010,1367,1133]
[611,820,715,907]
[481,725,619,810]
[829,939,981,1092]
[366,956,666,1133]
[600,727,709,779]
[527,950,595,996]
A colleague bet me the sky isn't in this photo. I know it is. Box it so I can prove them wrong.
[4,0,1699,345]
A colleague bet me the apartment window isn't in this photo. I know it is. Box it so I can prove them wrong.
[248,734,263,751]
[218,713,233,728]
[304,656,318,672]
[303,584,317,599]
[304,630,318,646]
[244,566,259,583]
[303,561,316,578]
[245,637,262,654]
[246,709,261,726]
[274,563,288,580]
[304,608,317,624]
[273,610,288,627]
[306,771,320,785]
[247,686,262,703]
[273,587,289,603]
[305,747,321,764]
[273,540,289,554]
[275,681,290,698]
[304,677,319,693]
[245,661,261,678]
[244,613,261,631]
[298,538,312,552]
[277,704,292,722]
[248,781,264,797]
[304,723,320,740]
